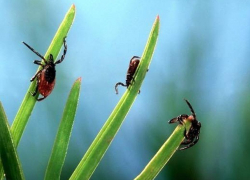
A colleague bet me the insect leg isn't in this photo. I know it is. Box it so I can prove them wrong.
[33,60,45,67]
[30,84,38,96]
[180,136,199,150]
[184,99,196,119]
[37,96,46,101]
[30,70,42,82]
[55,37,67,64]
[115,82,126,94]
[22,42,46,61]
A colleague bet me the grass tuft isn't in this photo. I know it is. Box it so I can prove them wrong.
[70,15,160,180]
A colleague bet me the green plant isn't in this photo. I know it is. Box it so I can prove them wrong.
[0,5,191,180]
[135,120,191,180]
[0,4,76,179]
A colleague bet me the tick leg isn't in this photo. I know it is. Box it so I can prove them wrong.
[179,139,192,151]
[179,146,190,151]
[33,60,44,67]
[184,99,196,119]
[55,37,67,64]
[22,42,46,61]
[169,115,185,124]
[131,56,140,60]
[181,138,192,145]
[183,127,189,139]
[37,96,46,101]
[30,85,38,96]
[180,136,199,150]
[130,77,140,94]
[168,117,178,124]
[192,136,199,145]
[49,54,54,62]
[115,82,126,94]
[30,70,42,82]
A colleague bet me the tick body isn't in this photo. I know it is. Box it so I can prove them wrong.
[23,37,67,101]
[115,56,140,94]
[168,99,201,150]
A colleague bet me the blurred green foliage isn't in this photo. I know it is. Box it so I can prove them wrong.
[1,1,250,180]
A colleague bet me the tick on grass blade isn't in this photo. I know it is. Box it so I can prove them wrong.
[168,99,201,150]
[115,56,140,94]
[23,37,67,101]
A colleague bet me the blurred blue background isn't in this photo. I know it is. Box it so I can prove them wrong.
[1,1,250,179]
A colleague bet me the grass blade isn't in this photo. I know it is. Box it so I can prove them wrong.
[11,3,76,148]
[0,4,76,179]
[0,102,25,180]
[134,121,191,180]
[70,15,160,180]
[45,77,81,180]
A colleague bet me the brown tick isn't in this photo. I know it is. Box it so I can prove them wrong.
[23,37,67,101]
[168,99,201,150]
[115,56,140,94]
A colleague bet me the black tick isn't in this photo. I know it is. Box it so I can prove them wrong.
[168,99,201,150]
[23,37,67,101]
[115,56,140,94]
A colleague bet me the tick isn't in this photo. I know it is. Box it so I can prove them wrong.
[168,99,201,150]
[23,37,67,101]
[115,56,140,94]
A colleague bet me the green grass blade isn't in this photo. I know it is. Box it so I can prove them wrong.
[45,77,81,180]
[0,102,25,180]
[0,4,76,179]
[70,15,160,180]
[11,4,76,148]
[134,121,191,180]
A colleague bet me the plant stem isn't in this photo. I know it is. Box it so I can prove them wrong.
[135,121,191,180]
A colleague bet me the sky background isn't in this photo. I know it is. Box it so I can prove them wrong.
[1,1,250,180]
